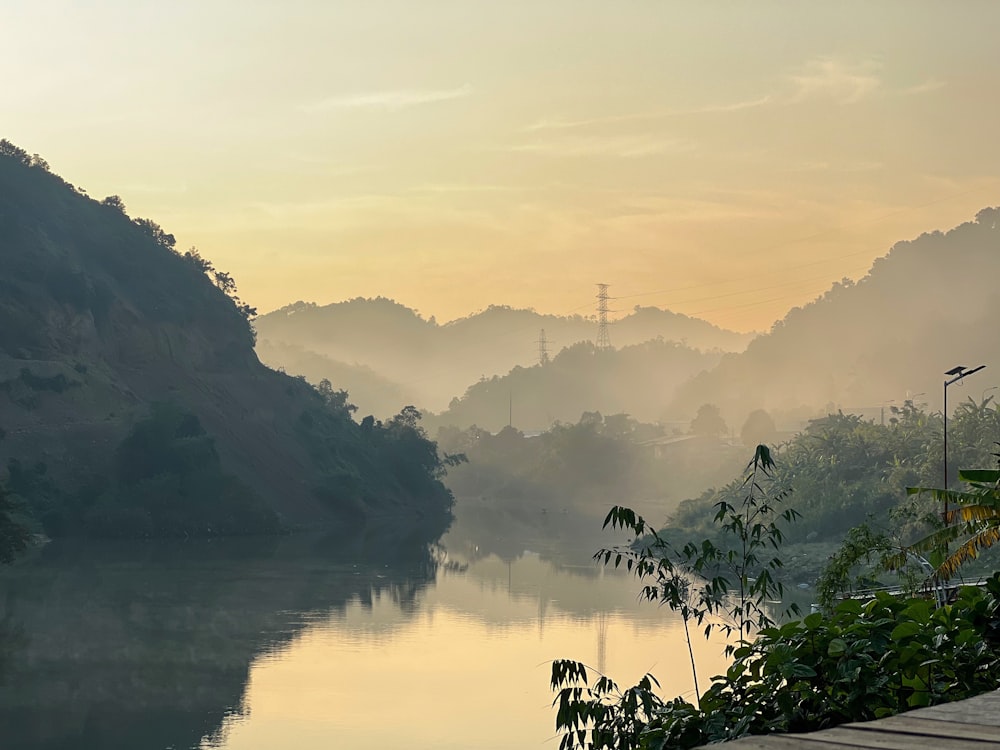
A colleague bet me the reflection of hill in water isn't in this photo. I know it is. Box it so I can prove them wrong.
[441,500,655,570]
[434,503,680,625]
[0,524,445,750]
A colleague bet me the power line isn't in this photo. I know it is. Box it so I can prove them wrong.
[596,284,612,350]
[537,328,550,365]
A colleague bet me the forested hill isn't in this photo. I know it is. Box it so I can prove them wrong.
[0,140,454,538]
[668,208,1000,428]
[425,338,723,433]
[253,298,753,417]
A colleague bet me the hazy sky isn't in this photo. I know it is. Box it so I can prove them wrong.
[4,1,999,332]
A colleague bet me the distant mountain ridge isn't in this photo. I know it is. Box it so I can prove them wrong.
[666,207,1000,428]
[254,298,754,417]
[425,338,723,433]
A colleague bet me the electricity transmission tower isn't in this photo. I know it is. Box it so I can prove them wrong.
[596,283,612,350]
[537,329,550,365]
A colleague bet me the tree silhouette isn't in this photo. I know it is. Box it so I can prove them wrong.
[740,409,777,447]
[691,403,727,437]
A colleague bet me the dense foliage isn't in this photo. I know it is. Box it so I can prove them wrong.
[298,387,462,523]
[428,339,724,433]
[0,140,460,535]
[638,583,1000,748]
[551,444,1000,750]
[668,399,1000,547]
[5,389,461,538]
[436,411,745,514]
[898,465,1000,580]
[255,298,750,420]
[0,139,256,349]
[0,481,30,563]
[552,446,801,749]
[669,206,1000,428]
[7,402,280,538]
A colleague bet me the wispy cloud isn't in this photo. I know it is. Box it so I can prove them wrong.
[242,192,503,232]
[510,134,694,158]
[119,182,189,195]
[786,160,885,173]
[788,58,882,103]
[302,84,473,113]
[410,183,523,194]
[525,96,771,132]
[604,196,782,225]
[900,78,946,96]
[687,96,774,115]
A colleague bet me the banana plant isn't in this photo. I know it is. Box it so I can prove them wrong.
[897,465,1000,580]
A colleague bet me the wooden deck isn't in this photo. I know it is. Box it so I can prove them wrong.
[698,689,1000,748]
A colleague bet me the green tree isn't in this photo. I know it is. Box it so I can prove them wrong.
[740,408,776,447]
[100,194,126,212]
[0,482,30,563]
[133,217,176,249]
[690,403,727,437]
[317,378,357,419]
[670,405,947,545]
[901,463,1000,580]
[551,446,799,749]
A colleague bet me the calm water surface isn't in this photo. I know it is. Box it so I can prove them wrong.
[0,505,730,749]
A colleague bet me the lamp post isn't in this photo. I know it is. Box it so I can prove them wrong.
[943,365,986,523]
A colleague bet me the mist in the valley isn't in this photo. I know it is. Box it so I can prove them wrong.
[6,0,1000,746]
[253,299,753,419]
[255,208,1000,538]
[2,111,1000,750]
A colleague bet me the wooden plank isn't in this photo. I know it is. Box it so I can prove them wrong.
[694,691,1000,749]
[710,732,994,750]
[701,738,861,750]
[903,691,1000,725]
[803,726,997,748]
[856,715,1000,742]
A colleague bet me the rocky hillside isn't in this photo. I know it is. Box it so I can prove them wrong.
[0,140,453,537]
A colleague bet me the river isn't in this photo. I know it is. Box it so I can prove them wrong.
[0,503,731,749]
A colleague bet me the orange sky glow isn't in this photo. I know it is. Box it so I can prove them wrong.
[4,1,999,333]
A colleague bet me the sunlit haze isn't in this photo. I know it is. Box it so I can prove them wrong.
[4,1,999,331]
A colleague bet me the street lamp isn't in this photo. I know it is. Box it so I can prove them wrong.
[944,365,986,523]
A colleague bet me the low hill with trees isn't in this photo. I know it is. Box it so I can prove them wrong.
[254,298,753,417]
[426,338,724,433]
[667,208,1000,429]
[0,140,454,540]
[665,398,1000,554]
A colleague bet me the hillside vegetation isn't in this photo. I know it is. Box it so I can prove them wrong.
[427,338,723,432]
[254,298,752,417]
[660,398,1000,581]
[0,140,454,539]
[669,208,1000,428]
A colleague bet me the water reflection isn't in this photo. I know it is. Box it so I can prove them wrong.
[0,508,731,750]
[0,525,445,750]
